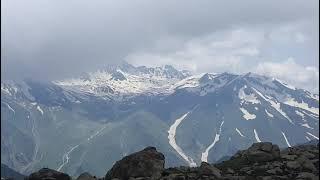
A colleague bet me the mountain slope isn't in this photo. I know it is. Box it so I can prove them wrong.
[1,63,318,177]
[1,163,25,180]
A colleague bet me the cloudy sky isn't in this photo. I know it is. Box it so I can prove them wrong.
[1,0,319,92]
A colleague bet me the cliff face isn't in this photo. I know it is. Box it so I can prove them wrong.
[22,142,319,180]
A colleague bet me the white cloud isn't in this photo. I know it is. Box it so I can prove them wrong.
[254,58,319,93]
[295,32,308,43]
[126,28,263,73]
[126,25,318,93]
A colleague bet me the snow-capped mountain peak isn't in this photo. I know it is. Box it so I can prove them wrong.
[54,62,192,98]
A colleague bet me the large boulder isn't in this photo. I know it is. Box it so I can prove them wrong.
[245,142,280,162]
[198,162,221,178]
[25,168,71,180]
[105,147,165,180]
[76,172,97,180]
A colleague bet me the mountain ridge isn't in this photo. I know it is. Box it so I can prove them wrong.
[1,62,319,177]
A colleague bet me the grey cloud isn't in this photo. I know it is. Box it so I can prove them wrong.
[1,0,318,81]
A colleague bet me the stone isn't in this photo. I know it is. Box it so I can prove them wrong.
[247,150,275,162]
[25,168,71,180]
[286,161,301,169]
[297,156,317,172]
[245,143,280,163]
[199,162,221,178]
[226,168,235,174]
[77,172,96,180]
[266,167,282,175]
[105,147,165,180]
[302,152,316,159]
[281,154,297,161]
[296,172,318,180]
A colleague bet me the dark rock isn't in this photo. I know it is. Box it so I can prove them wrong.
[245,142,280,163]
[296,172,318,180]
[25,168,71,180]
[281,154,297,161]
[297,156,317,172]
[286,161,301,169]
[105,146,165,180]
[77,172,97,180]
[198,162,221,178]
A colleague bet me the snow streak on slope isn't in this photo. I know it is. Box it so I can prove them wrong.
[253,129,261,142]
[252,87,293,124]
[57,144,80,171]
[239,108,256,120]
[301,123,313,129]
[36,106,44,115]
[275,79,296,90]
[306,132,319,140]
[306,136,311,141]
[281,131,291,147]
[235,128,245,137]
[2,102,15,114]
[265,109,274,118]
[21,113,40,173]
[295,110,305,119]
[168,112,197,167]
[57,125,108,171]
[201,121,224,162]
[87,126,107,141]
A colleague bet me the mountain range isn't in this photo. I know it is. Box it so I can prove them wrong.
[1,62,319,177]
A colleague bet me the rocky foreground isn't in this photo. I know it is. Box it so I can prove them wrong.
[21,142,319,180]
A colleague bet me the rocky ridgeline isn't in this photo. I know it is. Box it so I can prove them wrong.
[23,142,319,180]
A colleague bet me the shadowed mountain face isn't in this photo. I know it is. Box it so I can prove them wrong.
[1,163,25,180]
[1,63,319,177]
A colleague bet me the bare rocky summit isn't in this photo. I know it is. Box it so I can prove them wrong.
[23,142,319,180]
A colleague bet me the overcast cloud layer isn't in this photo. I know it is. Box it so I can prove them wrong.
[1,0,319,92]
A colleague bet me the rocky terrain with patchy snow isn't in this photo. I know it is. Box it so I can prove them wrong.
[1,62,319,177]
[19,141,319,180]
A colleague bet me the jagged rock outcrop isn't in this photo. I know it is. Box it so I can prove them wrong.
[215,142,319,180]
[23,142,319,180]
[105,147,165,180]
[76,172,97,180]
[25,168,71,180]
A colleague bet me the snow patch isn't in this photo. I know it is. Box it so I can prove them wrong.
[281,131,291,147]
[275,79,296,90]
[265,109,273,118]
[306,132,319,140]
[201,121,224,162]
[240,108,256,120]
[295,110,305,118]
[1,86,11,95]
[284,97,319,115]
[301,123,313,129]
[168,112,197,167]
[2,102,15,114]
[252,87,293,124]
[235,128,245,137]
[238,85,260,105]
[37,106,44,115]
[253,129,261,142]
[87,126,107,141]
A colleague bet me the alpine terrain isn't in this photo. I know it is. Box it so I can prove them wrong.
[1,62,319,177]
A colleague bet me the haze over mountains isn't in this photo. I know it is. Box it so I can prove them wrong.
[1,62,319,177]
